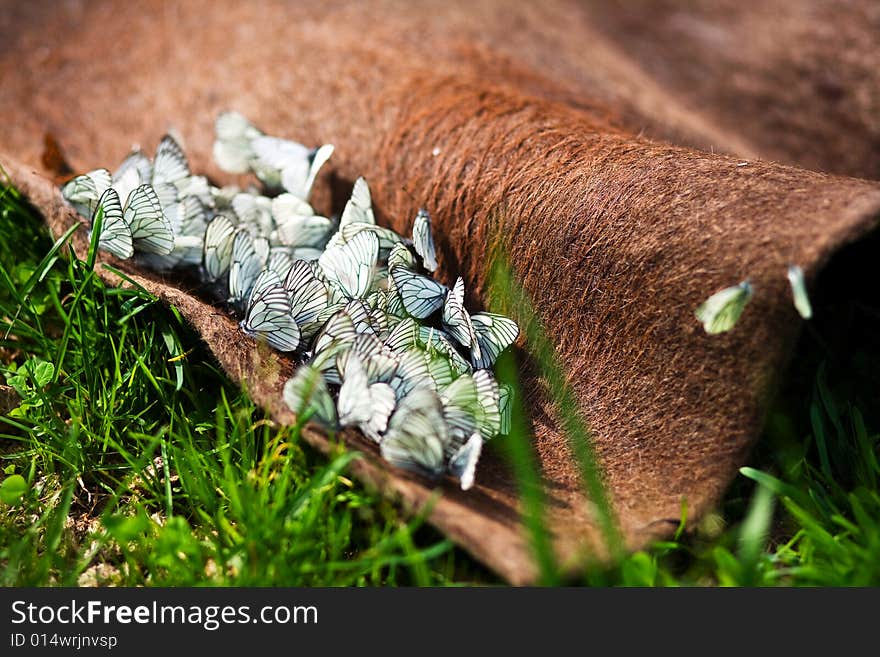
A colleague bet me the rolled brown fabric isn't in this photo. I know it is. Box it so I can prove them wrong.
[1,0,878,583]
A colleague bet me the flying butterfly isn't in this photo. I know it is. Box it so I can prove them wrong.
[695,280,753,334]
[787,265,813,320]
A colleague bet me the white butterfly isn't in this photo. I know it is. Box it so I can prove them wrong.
[318,230,379,300]
[310,308,359,383]
[283,143,334,201]
[282,365,337,428]
[90,188,133,259]
[447,433,483,491]
[336,333,399,384]
[202,213,238,280]
[439,374,484,443]
[210,184,243,210]
[389,267,447,318]
[232,192,275,239]
[419,326,472,375]
[283,259,330,339]
[266,246,295,277]
[470,312,519,370]
[111,155,147,207]
[326,222,403,255]
[239,269,300,352]
[213,111,261,174]
[384,316,420,353]
[380,386,448,476]
[61,168,112,218]
[174,175,213,208]
[251,135,333,201]
[472,369,502,439]
[441,276,480,357]
[228,229,269,311]
[339,176,375,227]
[123,184,175,255]
[695,280,753,334]
[336,353,397,442]
[387,242,416,272]
[388,348,432,398]
[412,208,438,272]
[152,134,190,187]
[147,197,208,270]
[787,265,812,320]
[114,150,153,188]
[271,193,333,249]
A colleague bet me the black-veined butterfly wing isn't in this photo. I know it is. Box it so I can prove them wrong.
[123,184,175,255]
[152,134,190,186]
[390,267,447,319]
[92,188,133,259]
[239,269,300,352]
[202,213,237,280]
[470,312,519,369]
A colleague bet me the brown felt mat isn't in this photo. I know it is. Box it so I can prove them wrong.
[1,0,879,583]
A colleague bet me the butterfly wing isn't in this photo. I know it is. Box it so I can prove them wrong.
[61,168,112,217]
[152,134,190,186]
[390,267,447,319]
[412,208,438,272]
[123,184,175,255]
[239,269,300,352]
[228,229,268,311]
[202,213,237,280]
[284,259,330,336]
[695,281,753,334]
[470,312,519,369]
[318,230,379,300]
[282,366,337,428]
[380,386,448,476]
[441,276,480,356]
[447,433,483,491]
[787,265,813,319]
[298,143,334,201]
[92,188,133,259]
[339,176,375,227]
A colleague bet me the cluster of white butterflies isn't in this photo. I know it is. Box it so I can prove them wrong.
[60,112,520,490]
[695,264,813,335]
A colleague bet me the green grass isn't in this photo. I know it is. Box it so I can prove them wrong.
[1,181,878,586]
